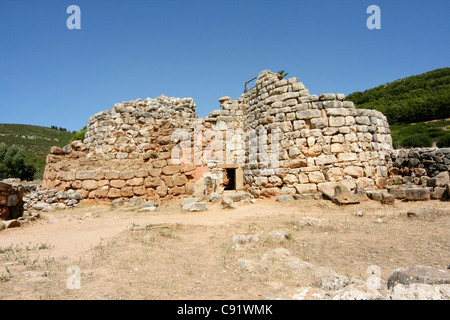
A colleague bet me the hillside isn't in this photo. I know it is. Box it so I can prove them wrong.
[346,68,450,124]
[0,124,73,179]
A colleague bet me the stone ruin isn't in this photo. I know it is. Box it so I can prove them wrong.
[0,181,24,220]
[40,69,397,203]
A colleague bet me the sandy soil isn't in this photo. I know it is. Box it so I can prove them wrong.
[0,198,448,300]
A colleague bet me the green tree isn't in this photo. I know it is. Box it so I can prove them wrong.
[0,143,36,181]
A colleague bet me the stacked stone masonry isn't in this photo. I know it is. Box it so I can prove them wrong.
[42,70,395,202]
[388,147,450,201]
[0,182,24,220]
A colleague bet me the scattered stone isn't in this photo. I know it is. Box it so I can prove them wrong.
[232,233,262,245]
[181,197,207,212]
[32,202,48,211]
[137,207,156,213]
[267,230,291,243]
[42,204,56,212]
[366,190,383,201]
[57,203,67,210]
[127,197,142,207]
[405,206,447,221]
[354,210,364,217]
[111,199,125,208]
[381,193,395,205]
[332,184,360,205]
[237,259,268,273]
[221,197,236,209]
[319,275,350,291]
[2,219,20,228]
[140,202,158,208]
[209,193,222,203]
[387,265,450,289]
[223,192,251,202]
[261,248,292,262]
[386,283,450,300]
[282,256,313,272]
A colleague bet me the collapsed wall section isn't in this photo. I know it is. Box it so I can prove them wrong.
[42,95,205,201]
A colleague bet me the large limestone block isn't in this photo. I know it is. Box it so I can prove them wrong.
[331,184,360,205]
[343,166,364,178]
[145,177,163,188]
[127,177,144,186]
[82,180,98,191]
[110,180,126,188]
[308,171,326,183]
[387,265,450,289]
[329,116,345,127]
[296,109,321,120]
[316,155,337,166]
[76,171,96,180]
[294,183,318,194]
[107,188,122,198]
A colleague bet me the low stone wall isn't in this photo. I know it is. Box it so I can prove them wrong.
[388,147,450,200]
[24,189,83,212]
[0,182,24,220]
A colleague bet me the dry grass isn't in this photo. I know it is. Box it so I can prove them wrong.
[0,198,448,299]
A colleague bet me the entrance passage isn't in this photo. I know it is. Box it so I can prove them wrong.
[223,168,236,190]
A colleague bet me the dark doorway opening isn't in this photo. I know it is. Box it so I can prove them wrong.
[223,168,236,190]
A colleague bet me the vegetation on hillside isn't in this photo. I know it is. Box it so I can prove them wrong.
[347,68,450,124]
[389,119,450,148]
[0,124,73,180]
[347,68,450,148]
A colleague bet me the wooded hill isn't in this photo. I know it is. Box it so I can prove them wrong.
[347,67,449,124]
[347,68,450,148]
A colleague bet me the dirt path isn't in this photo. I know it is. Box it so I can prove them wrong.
[0,198,448,300]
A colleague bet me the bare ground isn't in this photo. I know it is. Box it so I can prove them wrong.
[0,198,448,300]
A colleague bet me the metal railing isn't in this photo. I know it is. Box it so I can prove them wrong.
[244,76,257,93]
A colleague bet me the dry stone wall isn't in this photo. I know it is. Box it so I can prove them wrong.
[42,95,204,201]
[42,70,394,202]
[238,70,393,198]
[0,181,24,220]
[387,147,450,201]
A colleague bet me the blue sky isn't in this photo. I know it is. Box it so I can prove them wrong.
[1,0,449,132]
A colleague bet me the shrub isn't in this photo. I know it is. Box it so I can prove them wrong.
[400,134,433,148]
[0,143,36,181]
[436,133,450,148]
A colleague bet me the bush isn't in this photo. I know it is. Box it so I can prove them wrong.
[0,143,36,181]
[400,134,433,148]
[436,133,450,148]
[70,126,86,142]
